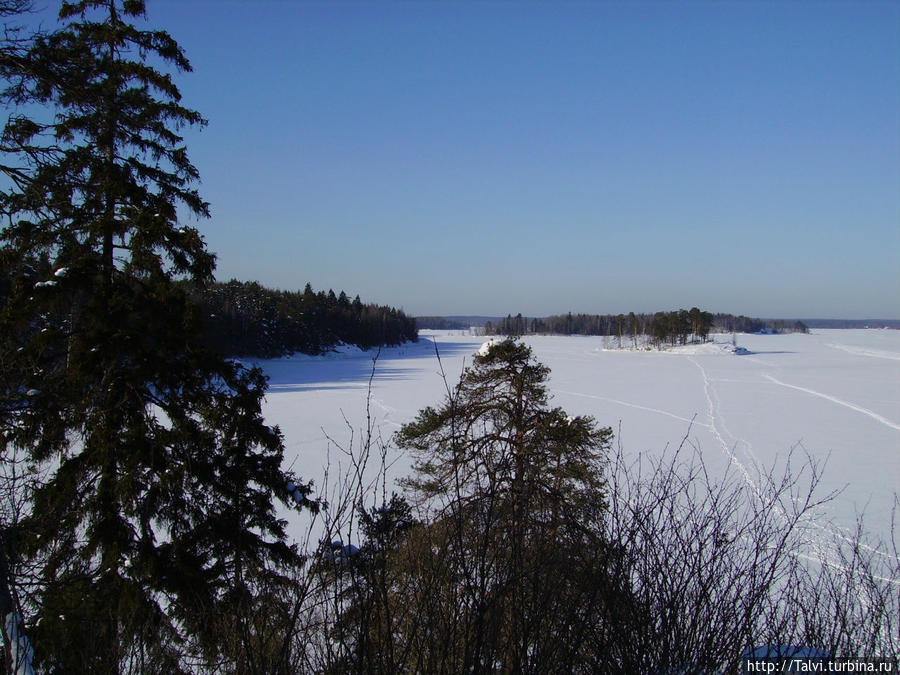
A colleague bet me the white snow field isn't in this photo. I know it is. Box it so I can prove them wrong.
[255,329,899,555]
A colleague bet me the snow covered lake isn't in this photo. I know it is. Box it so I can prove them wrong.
[255,329,899,555]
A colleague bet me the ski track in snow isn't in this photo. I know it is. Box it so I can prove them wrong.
[686,357,897,568]
[764,375,900,432]
[554,388,711,429]
[688,357,762,498]
[827,343,900,362]
[690,355,823,560]
[708,379,764,471]
[369,396,402,429]
[746,368,900,562]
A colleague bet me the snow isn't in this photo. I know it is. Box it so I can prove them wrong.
[4,612,35,675]
[254,330,900,555]
[478,338,502,356]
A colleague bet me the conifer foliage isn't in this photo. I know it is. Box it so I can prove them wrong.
[485,309,808,344]
[399,339,610,517]
[191,279,417,358]
[0,2,315,671]
[391,339,625,672]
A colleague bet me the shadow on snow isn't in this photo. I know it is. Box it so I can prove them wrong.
[260,336,485,393]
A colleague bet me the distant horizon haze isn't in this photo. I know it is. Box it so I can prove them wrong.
[407,312,900,324]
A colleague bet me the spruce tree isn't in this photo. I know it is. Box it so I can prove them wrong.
[0,1,315,671]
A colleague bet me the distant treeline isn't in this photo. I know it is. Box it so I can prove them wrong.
[187,280,417,357]
[714,314,809,334]
[802,319,900,330]
[486,309,714,346]
[485,309,808,345]
[415,316,471,330]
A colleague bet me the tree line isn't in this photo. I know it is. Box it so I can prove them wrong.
[412,315,470,330]
[486,308,717,346]
[713,313,809,335]
[187,279,417,358]
[486,308,808,346]
[802,319,900,329]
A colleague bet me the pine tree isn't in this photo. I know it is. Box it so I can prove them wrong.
[0,1,315,671]
[396,339,620,671]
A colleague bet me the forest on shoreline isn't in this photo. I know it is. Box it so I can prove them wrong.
[186,279,417,358]
[482,309,808,345]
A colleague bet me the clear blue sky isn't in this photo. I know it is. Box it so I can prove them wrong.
[144,1,898,318]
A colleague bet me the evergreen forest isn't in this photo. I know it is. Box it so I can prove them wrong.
[188,280,417,358]
[485,309,809,346]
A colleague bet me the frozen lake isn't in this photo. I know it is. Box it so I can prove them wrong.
[256,329,900,554]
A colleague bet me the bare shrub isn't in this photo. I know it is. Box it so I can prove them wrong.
[603,433,899,672]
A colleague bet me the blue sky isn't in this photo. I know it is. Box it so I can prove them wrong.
[144,1,898,318]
